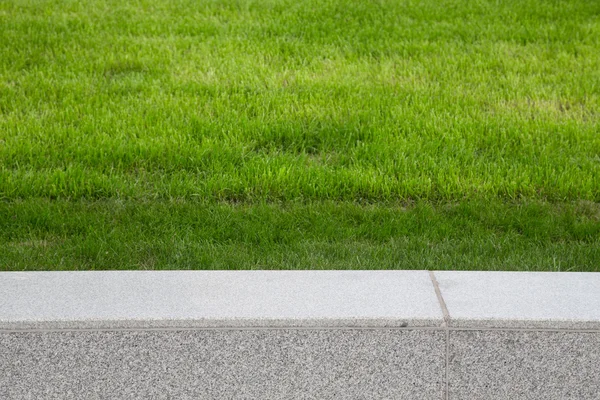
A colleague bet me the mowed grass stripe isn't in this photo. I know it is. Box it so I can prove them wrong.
[1,0,599,201]
[1,200,599,271]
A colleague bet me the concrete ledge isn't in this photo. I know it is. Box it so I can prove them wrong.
[0,271,443,329]
[1,271,599,399]
[435,271,600,330]
[435,271,600,400]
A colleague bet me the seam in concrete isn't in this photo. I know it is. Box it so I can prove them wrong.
[2,326,599,334]
[447,327,600,333]
[429,271,450,323]
[444,329,449,400]
[0,326,448,333]
[429,271,450,400]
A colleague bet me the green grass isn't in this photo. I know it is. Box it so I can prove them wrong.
[2,200,599,271]
[1,0,599,270]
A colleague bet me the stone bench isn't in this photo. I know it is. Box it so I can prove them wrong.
[1,270,598,399]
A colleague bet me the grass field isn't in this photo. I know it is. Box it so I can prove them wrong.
[1,0,599,271]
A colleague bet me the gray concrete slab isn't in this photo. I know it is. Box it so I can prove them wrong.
[434,271,600,329]
[0,271,444,329]
[448,329,600,400]
[0,328,445,400]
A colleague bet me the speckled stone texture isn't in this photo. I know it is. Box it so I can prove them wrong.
[4,271,600,399]
[0,329,445,400]
[448,330,600,400]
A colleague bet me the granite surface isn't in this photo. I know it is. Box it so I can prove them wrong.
[448,329,600,400]
[0,329,445,400]
[434,271,600,329]
[0,271,444,329]
[3,270,600,399]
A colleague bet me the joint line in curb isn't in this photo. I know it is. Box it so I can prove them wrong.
[428,271,450,400]
[0,326,447,333]
[1,326,598,334]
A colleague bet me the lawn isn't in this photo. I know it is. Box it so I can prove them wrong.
[1,0,599,271]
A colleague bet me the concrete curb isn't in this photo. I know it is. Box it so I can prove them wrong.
[1,271,599,399]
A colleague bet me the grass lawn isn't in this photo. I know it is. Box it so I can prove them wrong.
[1,0,599,271]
